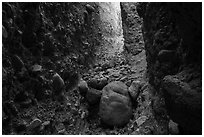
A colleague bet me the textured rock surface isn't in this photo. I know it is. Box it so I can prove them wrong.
[87,77,108,90]
[139,2,202,134]
[168,120,179,135]
[78,79,89,97]
[120,3,144,55]
[99,81,132,127]
[128,80,142,101]
[162,75,202,134]
[86,88,102,105]
[52,73,65,95]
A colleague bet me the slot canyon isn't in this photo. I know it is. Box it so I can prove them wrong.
[2,2,202,135]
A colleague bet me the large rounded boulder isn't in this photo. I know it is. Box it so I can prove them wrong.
[99,81,132,127]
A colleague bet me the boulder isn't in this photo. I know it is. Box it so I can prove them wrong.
[99,81,132,127]
[86,88,102,105]
[162,75,202,134]
[128,80,141,101]
[78,79,89,97]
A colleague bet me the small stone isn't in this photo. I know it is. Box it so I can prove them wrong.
[2,25,8,38]
[42,121,50,126]
[86,88,102,105]
[158,50,176,63]
[101,62,111,70]
[126,80,132,87]
[169,119,179,135]
[11,55,24,72]
[87,78,98,89]
[28,118,42,130]
[128,80,141,101]
[53,73,65,95]
[136,116,148,126]
[31,64,42,72]
[98,77,108,90]
[120,76,127,82]
[86,4,95,13]
[78,79,89,97]
[87,77,108,90]
[55,123,66,134]
[2,110,7,121]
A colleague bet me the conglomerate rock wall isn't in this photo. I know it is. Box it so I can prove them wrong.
[2,2,101,117]
[137,2,202,134]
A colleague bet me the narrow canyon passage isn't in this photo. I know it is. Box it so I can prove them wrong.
[2,2,202,135]
[95,2,124,62]
[81,2,168,135]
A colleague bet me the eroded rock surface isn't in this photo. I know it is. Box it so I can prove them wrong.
[99,81,132,127]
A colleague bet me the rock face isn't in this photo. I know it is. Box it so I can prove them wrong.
[120,3,144,55]
[162,75,202,134]
[99,81,132,127]
[139,2,202,134]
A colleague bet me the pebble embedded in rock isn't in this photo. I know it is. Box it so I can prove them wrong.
[136,115,148,126]
[158,50,176,63]
[31,64,42,72]
[86,4,95,13]
[55,123,66,134]
[99,81,132,127]
[87,78,98,89]
[87,77,108,90]
[52,73,65,95]
[169,119,179,135]
[28,118,42,130]
[98,77,108,90]
[2,25,8,38]
[86,88,102,105]
[11,55,24,72]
